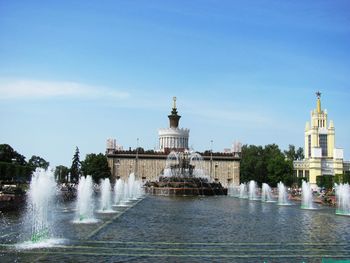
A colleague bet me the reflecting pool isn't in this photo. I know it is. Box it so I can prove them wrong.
[1,196,350,262]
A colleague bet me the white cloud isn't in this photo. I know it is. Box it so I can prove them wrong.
[0,79,129,100]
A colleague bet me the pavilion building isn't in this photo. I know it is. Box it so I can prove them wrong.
[293,92,350,187]
[106,98,241,187]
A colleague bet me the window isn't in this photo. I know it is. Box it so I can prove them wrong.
[319,134,328,157]
[308,135,311,158]
[305,170,310,181]
[298,170,304,177]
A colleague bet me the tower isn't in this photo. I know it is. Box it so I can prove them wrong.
[304,91,334,159]
[168,97,181,128]
[295,92,344,187]
[158,97,190,152]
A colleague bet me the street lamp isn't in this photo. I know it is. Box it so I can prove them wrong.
[214,162,218,181]
[210,140,213,178]
[114,160,120,180]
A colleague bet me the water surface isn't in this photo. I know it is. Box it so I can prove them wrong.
[1,196,349,262]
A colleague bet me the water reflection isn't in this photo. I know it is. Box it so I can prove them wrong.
[1,196,350,262]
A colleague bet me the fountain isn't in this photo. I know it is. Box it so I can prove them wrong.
[277,182,290,205]
[114,173,144,206]
[261,183,274,202]
[128,173,139,201]
[74,175,97,223]
[114,178,124,205]
[227,183,238,197]
[133,180,144,199]
[17,168,65,249]
[335,183,350,216]
[98,178,115,213]
[301,180,314,209]
[145,150,227,196]
[248,180,258,200]
[239,183,248,199]
[190,152,209,180]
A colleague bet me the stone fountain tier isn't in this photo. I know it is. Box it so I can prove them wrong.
[145,176,227,196]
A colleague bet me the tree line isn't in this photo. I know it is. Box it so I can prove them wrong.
[240,144,304,187]
[0,144,50,182]
[55,146,111,184]
[0,144,111,184]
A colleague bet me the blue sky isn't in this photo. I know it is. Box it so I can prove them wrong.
[1,0,350,167]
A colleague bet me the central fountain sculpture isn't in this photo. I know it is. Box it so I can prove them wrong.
[145,151,227,196]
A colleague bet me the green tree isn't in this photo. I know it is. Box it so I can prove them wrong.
[55,165,70,183]
[240,145,266,184]
[0,144,27,165]
[70,147,81,183]
[345,171,350,184]
[284,145,304,161]
[28,155,50,170]
[240,144,294,187]
[316,175,333,189]
[284,144,296,161]
[0,144,32,182]
[81,153,111,183]
[265,144,293,186]
[334,173,350,184]
[296,147,304,160]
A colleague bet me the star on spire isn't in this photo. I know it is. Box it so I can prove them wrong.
[316,91,321,99]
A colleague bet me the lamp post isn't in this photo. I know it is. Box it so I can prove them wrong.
[142,163,145,181]
[210,140,213,178]
[114,160,120,180]
[135,138,139,178]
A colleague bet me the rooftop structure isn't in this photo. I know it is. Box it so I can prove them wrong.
[158,97,189,152]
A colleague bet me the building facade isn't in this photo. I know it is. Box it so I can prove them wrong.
[106,98,241,187]
[294,92,349,187]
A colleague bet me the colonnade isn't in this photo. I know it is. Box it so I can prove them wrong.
[159,136,188,150]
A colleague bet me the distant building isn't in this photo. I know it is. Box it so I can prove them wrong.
[106,98,241,187]
[106,138,123,154]
[294,92,350,187]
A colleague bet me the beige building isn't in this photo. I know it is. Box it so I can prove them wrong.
[106,98,241,187]
[294,92,349,187]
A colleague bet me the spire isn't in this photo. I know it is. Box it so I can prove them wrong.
[168,97,181,128]
[316,91,321,113]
